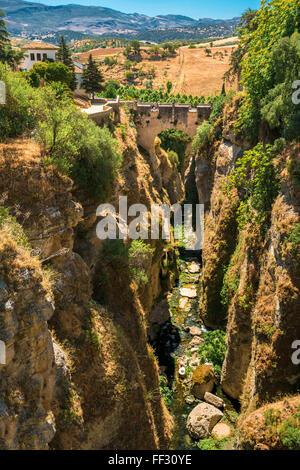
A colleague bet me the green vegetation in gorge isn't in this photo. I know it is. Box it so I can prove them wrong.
[192,91,234,155]
[197,330,226,377]
[128,240,155,289]
[264,407,300,450]
[198,437,230,451]
[284,223,300,258]
[159,375,174,409]
[158,129,191,171]
[225,143,280,230]
[192,121,214,154]
[0,207,29,249]
[101,240,155,290]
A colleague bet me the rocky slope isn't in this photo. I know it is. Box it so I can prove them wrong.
[0,230,55,450]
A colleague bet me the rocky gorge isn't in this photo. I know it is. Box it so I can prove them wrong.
[0,84,299,450]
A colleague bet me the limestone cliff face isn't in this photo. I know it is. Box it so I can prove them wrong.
[198,141,246,329]
[0,231,55,450]
[196,99,300,427]
[240,145,300,410]
[0,106,183,449]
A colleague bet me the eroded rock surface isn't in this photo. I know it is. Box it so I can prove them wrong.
[187,403,223,439]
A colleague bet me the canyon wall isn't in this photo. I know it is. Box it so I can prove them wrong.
[0,107,184,449]
[196,99,300,446]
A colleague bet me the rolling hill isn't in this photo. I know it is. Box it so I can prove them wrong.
[1,0,239,41]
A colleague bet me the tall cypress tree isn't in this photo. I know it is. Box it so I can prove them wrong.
[0,7,10,62]
[82,54,104,100]
[57,35,72,67]
[57,35,77,90]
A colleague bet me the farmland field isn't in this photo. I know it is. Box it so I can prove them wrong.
[74,44,237,97]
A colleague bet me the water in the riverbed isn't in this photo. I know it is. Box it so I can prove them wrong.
[151,249,238,450]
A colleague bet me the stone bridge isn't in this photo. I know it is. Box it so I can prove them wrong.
[132,102,211,154]
[86,97,211,155]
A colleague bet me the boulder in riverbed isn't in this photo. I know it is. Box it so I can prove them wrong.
[189,336,204,348]
[189,326,203,336]
[188,262,200,273]
[187,403,223,439]
[204,392,224,409]
[211,422,232,439]
[180,286,197,298]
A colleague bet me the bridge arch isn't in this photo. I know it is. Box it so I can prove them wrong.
[133,103,211,155]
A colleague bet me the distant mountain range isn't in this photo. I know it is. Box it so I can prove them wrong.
[1,0,240,41]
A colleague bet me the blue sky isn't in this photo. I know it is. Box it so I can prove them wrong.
[31,0,261,19]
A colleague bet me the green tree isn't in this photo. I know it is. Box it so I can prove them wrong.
[57,35,77,90]
[0,7,25,67]
[224,9,258,87]
[0,7,9,62]
[237,0,300,140]
[2,45,24,70]
[166,80,172,94]
[33,84,122,200]
[0,64,35,139]
[28,62,73,88]
[123,44,131,58]
[226,144,280,230]
[260,33,300,140]
[82,54,104,99]
[45,62,73,87]
[130,40,140,55]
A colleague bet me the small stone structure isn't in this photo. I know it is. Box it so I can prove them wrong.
[81,103,114,126]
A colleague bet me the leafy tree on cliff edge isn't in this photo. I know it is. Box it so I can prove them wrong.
[82,54,104,100]
[57,35,77,90]
[237,0,300,140]
[0,7,25,68]
[224,8,258,87]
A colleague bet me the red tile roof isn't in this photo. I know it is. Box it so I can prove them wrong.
[21,42,59,51]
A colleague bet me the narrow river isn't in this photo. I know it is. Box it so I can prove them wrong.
[152,247,239,450]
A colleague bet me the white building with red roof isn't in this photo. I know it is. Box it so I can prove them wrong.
[20,41,59,71]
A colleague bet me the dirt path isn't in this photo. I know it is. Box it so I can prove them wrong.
[173,48,186,94]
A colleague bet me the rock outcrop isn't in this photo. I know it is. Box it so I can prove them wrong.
[0,102,185,450]
[0,231,55,449]
[191,365,215,399]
